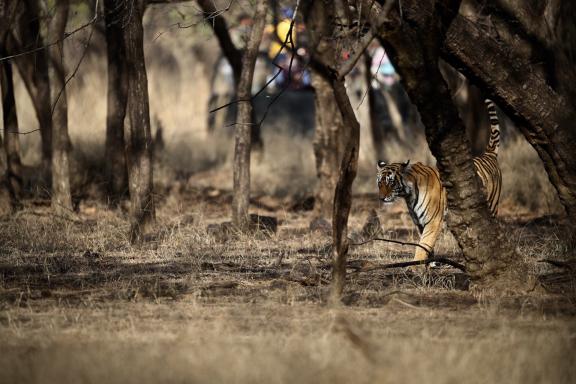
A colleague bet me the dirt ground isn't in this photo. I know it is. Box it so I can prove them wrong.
[0,184,574,384]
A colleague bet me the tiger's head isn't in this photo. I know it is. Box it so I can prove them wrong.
[376,160,410,203]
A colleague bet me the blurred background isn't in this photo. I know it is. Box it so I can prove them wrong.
[4,0,562,217]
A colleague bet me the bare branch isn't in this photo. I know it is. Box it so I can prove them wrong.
[0,0,100,64]
[196,0,242,81]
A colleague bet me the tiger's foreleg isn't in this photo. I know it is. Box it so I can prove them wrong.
[414,215,443,261]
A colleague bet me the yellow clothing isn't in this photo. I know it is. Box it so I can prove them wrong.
[268,19,295,59]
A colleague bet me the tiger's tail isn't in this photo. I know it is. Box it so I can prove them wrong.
[484,99,500,155]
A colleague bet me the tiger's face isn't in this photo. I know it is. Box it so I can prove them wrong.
[376,160,410,203]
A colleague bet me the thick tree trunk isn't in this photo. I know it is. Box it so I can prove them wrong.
[310,70,347,221]
[196,0,263,154]
[9,0,52,177]
[103,0,129,206]
[0,46,23,207]
[231,0,267,230]
[122,0,155,242]
[427,1,576,220]
[49,0,72,216]
[371,0,528,290]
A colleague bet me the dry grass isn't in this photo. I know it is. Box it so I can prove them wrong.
[0,191,575,384]
[1,304,574,384]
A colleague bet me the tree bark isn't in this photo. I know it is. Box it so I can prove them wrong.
[231,0,267,230]
[306,0,348,223]
[310,70,347,221]
[122,0,155,242]
[49,0,72,216]
[330,78,360,303]
[0,46,23,207]
[304,0,361,304]
[370,0,528,290]
[104,0,129,206]
[8,0,52,178]
[0,1,22,208]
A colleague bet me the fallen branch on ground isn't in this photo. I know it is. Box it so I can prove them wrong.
[347,236,466,271]
[347,257,467,272]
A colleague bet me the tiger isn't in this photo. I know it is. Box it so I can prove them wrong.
[376,99,502,262]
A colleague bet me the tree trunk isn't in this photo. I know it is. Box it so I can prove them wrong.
[49,0,72,216]
[371,0,528,290]
[436,2,576,220]
[122,0,155,243]
[310,70,347,221]
[103,0,129,206]
[304,0,361,304]
[231,0,267,230]
[0,2,22,209]
[196,0,263,154]
[0,130,10,215]
[0,45,23,207]
[330,78,360,303]
[306,0,348,223]
[9,0,52,178]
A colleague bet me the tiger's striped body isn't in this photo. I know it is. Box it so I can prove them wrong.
[377,100,502,261]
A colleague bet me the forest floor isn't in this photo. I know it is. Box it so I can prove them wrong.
[0,185,575,384]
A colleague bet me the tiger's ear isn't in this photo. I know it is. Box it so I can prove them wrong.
[377,160,386,169]
[401,160,410,170]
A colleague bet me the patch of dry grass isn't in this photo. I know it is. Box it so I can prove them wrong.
[1,304,574,384]
[1,191,575,384]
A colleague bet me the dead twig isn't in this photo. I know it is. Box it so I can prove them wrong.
[349,236,432,256]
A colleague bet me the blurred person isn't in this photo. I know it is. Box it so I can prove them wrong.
[267,7,310,90]
[268,7,295,60]
[371,45,397,90]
